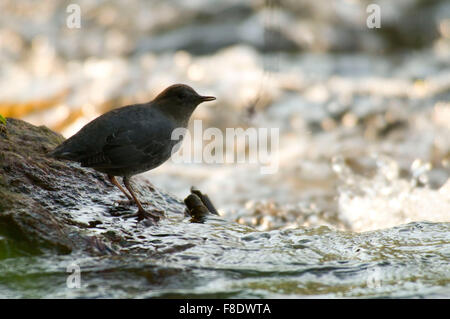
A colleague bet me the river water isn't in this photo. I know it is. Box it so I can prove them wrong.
[0,0,449,298]
[0,220,449,298]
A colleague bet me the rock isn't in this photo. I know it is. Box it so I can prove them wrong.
[0,118,187,259]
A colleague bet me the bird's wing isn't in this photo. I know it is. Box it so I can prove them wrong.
[79,126,170,170]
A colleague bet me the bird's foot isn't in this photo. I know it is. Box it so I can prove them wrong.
[115,199,134,207]
[123,208,165,223]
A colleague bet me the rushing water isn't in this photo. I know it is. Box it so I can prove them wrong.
[0,220,449,298]
[0,0,449,298]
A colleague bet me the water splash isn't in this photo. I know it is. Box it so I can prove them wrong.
[333,154,450,232]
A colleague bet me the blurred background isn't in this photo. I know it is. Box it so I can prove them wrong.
[1,0,449,232]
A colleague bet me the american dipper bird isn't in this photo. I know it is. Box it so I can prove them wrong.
[49,84,215,222]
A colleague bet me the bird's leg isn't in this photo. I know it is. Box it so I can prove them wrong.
[107,175,134,205]
[122,176,164,222]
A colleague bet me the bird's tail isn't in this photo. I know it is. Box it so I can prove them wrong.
[46,143,73,160]
[46,147,62,159]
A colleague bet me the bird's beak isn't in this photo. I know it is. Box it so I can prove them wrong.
[200,95,216,102]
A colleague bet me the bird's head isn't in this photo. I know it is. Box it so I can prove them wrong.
[153,84,215,120]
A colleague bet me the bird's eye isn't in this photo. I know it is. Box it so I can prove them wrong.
[177,92,185,100]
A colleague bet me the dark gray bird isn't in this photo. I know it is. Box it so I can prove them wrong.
[49,84,215,222]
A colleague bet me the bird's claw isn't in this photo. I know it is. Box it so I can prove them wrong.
[123,209,164,223]
[115,199,134,207]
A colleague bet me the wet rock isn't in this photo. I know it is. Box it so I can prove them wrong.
[0,118,186,258]
[189,186,219,216]
[184,194,210,223]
